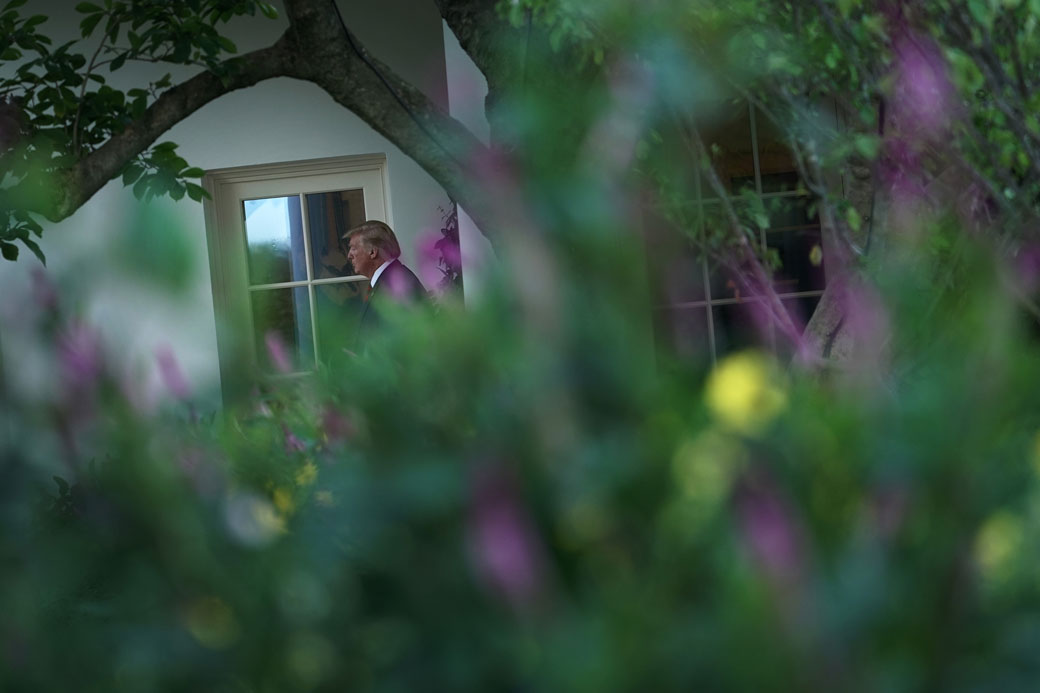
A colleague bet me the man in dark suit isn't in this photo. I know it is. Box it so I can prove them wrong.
[345,220,427,347]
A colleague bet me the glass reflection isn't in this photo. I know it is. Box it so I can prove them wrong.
[250,287,313,372]
[306,189,367,280]
[662,305,710,359]
[696,99,755,199]
[314,279,367,366]
[713,301,763,356]
[754,108,801,193]
[767,227,826,294]
[243,196,306,286]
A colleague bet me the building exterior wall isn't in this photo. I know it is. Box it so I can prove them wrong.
[0,0,452,408]
[441,20,497,307]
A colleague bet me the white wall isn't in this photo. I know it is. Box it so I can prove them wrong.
[441,20,498,307]
[0,0,451,408]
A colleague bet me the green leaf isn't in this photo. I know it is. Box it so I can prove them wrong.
[846,206,862,232]
[853,134,880,159]
[968,0,993,28]
[3,0,29,11]
[109,52,126,71]
[258,2,278,19]
[75,2,103,12]
[53,475,69,496]
[180,167,205,178]
[0,240,17,261]
[122,163,144,185]
[132,175,148,199]
[171,39,191,63]
[216,35,236,53]
[22,236,44,264]
[152,141,177,152]
[185,182,207,201]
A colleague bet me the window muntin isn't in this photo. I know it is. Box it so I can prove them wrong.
[243,189,369,374]
[653,101,827,362]
[204,155,390,391]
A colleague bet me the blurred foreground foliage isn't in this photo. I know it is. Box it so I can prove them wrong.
[3,222,1040,692]
[5,0,1040,690]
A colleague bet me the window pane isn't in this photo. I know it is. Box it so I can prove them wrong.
[712,301,763,356]
[708,252,763,301]
[306,189,367,280]
[767,227,825,294]
[696,99,755,199]
[662,242,707,304]
[250,287,313,372]
[243,196,306,286]
[658,305,710,359]
[313,279,367,365]
[754,108,802,194]
[782,295,821,330]
[765,195,817,229]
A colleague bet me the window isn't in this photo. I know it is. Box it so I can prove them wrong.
[203,155,391,391]
[650,100,827,363]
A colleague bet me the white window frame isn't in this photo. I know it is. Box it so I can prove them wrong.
[202,154,392,398]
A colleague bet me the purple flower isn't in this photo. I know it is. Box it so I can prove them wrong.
[1015,242,1040,293]
[30,267,58,314]
[156,346,191,400]
[734,473,804,588]
[891,35,955,139]
[416,228,445,292]
[321,404,355,445]
[283,425,306,454]
[386,267,414,301]
[265,331,292,374]
[468,466,544,609]
[58,322,102,392]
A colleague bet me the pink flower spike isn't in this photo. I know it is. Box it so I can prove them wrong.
[58,322,102,391]
[416,227,444,292]
[468,466,544,610]
[265,331,292,373]
[735,473,804,589]
[283,425,306,454]
[321,405,355,444]
[156,346,191,400]
[30,267,58,313]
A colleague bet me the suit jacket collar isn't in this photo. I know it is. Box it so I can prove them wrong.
[369,258,395,288]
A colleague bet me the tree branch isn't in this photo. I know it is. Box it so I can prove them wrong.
[14,35,295,222]
[282,0,500,238]
[671,110,808,357]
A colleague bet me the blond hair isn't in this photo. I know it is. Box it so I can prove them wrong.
[344,220,401,260]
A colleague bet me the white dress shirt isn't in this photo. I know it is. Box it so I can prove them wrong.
[369,259,393,288]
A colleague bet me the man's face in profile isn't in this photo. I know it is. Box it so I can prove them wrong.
[347,236,378,278]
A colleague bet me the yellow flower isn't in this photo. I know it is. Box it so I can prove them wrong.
[672,429,745,504]
[809,244,823,267]
[273,486,295,516]
[183,596,240,649]
[974,511,1023,584]
[314,490,335,507]
[704,350,787,435]
[295,460,318,487]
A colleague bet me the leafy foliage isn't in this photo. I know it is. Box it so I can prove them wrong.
[4,207,1040,689]
[0,0,277,262]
